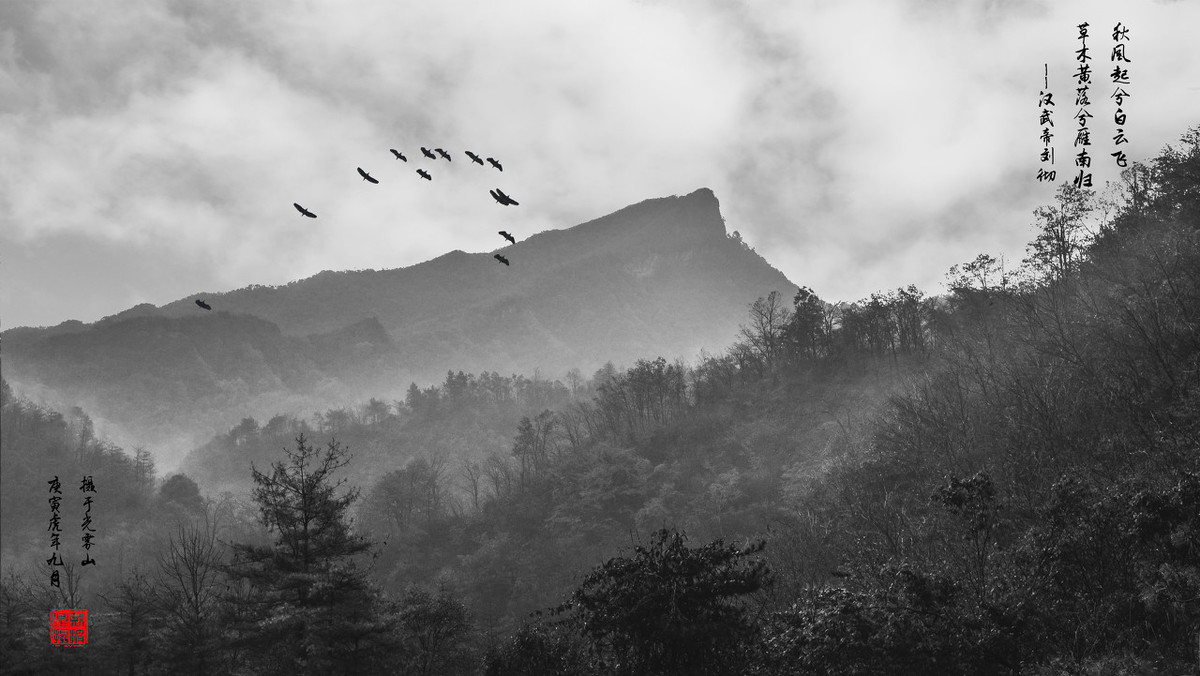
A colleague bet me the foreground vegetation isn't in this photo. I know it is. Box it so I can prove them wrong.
[2,127,1199,674]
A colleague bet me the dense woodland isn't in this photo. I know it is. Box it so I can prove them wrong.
[2,126,1199,673]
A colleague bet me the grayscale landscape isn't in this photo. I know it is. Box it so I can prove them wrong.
[3,1,1200,674]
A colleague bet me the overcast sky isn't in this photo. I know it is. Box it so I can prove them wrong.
[3,0,1199,330]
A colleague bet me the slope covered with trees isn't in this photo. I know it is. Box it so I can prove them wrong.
[472,126,1200,672]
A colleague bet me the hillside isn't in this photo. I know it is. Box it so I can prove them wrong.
[1,188,794,462]
[148,187,788,378]
[2,127,1198,675]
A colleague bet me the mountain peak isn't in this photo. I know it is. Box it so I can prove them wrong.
[3,187,796,457]
[521,186,727,260]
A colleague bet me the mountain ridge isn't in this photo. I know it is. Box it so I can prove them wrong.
[151,187,737,337]
[2,187,796,462]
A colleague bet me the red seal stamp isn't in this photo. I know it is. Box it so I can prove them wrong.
[50,609,87,646]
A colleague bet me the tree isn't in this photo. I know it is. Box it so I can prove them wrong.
[1024,183,1095,280]
[362,457,447,534]
[159,473,205,514]
[786,286,827,361]
[156,513,224,674]
[931,472,1002,603]
[759,567,1019,675]
[892,285,927,354]
[565,528,771,675]
[395,586,476,676]
[565,368,584,396]
[133,446,157,505]
[225,434,394,674]
[229,417,260,447]
[512,411,556,487]
[1150,124,1200,224]
[1,570,65,673]
[99,569,160,674]
[739,291,792,373]
[484,620,590,676]
[363,398,391,426]
[483,453,517,501]
[321,408,354,435]
[263,414,299,438]
[460,458,484,513]
[592,362,619,389]
[946,253,1010,295]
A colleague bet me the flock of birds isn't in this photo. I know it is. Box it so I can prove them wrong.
[195,147,521,313]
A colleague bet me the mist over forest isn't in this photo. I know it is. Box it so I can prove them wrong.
[2,188,789,468]
[3,127,1200,674]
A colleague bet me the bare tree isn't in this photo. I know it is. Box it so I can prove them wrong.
[483,453,516,500]
[1024,183,1095,280]
[156,511,223,674]
[56,561,86,609]
[558,402,592,450]
[739,291,793,371]
[133,446,156,505]
[565,367,584,396]
[459,458,484,513]
[100,567,160,675]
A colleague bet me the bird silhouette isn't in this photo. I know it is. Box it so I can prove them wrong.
[420,147,437,160]
[357,167,379,184]
[416,169,432,181]
[494,254,510,266]
[390,149,407,161]
[486,157,503,171]
[465,151,484,165]
[195,299,212,311]
[293,203,316,218]
[499,230,516,244]
[434,148,452,161]
[490,188,519,206]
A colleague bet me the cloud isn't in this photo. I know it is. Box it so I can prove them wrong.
[3,0,1199,329]
[710,0,1200,301]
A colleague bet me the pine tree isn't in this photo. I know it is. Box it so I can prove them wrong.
[223,434,394,675]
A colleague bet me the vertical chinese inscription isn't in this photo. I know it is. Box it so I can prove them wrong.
[1038,63,1056,182]
[47,476,64,587]
[1073,22,1094,188]
[80,475,96,566]
[1110,23,1131,167]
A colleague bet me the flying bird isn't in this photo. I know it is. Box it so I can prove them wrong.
[293,203,316,218]
[486,157,503,171]
[390,149,407,161]
[434,148,452,161]
[195,299,212,311]
[465,151,484,165]
[416,169,432,181]
[420,147,437,160]
[357,167,379,184]
[499,230,516,244]
[494,254,510,266]
[490,188,519,206]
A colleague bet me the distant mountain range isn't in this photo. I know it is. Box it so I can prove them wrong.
[2,188,796,462]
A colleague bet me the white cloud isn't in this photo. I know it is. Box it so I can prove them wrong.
[2,0,1199,328]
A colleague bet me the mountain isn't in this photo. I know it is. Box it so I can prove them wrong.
[2,188,795,462]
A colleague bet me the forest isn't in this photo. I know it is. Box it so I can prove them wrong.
[1,125,1198,674]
